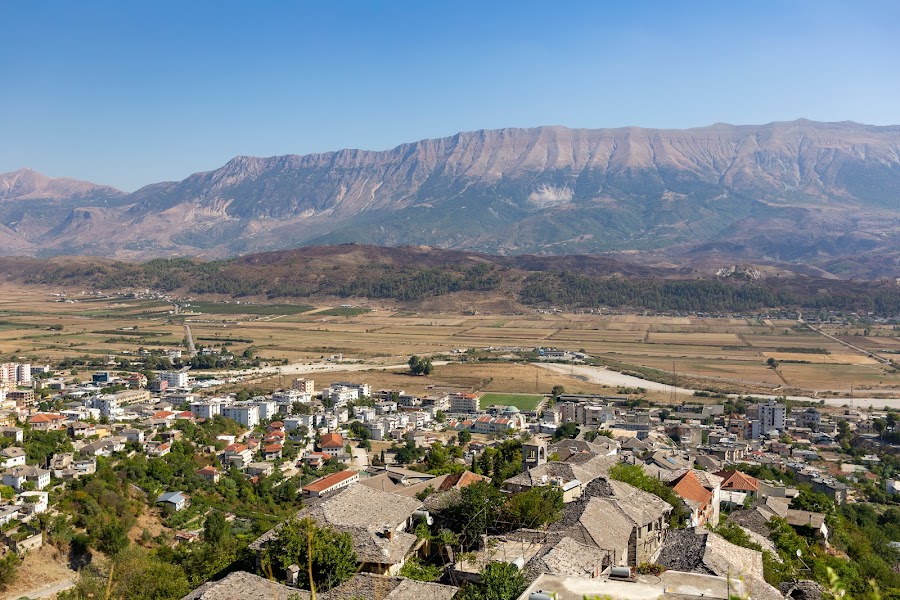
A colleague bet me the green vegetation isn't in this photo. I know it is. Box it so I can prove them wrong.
[259,517,357,592]
[479,393,542,411]
[408,355,434,376]
[186,301,313,315]
[458,561,526,600]
[313,306,370,316]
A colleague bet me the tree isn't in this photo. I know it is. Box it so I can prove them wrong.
[399,556,442,582]
[408,355,434,376]
[0,552,20,591]
[459,561,526,600]
[550,385,565,398]
[97,518,130,556]
[458,429,472,445]
[448,481,504,549]
[261,517,356,591]
[203,511,230,546]
[766,357,778,369]
[552,422,579,441]
[501,487,564,529]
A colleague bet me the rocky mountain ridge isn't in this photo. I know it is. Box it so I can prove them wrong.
[3,119,900,277]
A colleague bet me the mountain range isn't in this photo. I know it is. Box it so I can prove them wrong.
[3,119,900,277]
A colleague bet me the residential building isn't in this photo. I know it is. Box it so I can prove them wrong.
[449,393,480,413]
[291,378,315,394]
[221,403,260,428]
[302,470,360,496]
[160,370,190,389]
[757,401,786,437]
[2,465,51,491]
[251,399,278,421]
[197,466,221,483]
[190,400,222,420]
[0,447,26,468]
[157,491,188,511]
[27,413,67,431]
[0,427,23,443]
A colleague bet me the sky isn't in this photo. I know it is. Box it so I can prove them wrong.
[2,0,899,191]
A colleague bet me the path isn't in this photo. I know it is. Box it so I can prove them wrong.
[184,322,197,357]
[193,360,450,379]
[800,317,892,365]
[533,362,900,409]
[5,577,77,599]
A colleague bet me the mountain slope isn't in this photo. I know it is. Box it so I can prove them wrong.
[4,120,900,275]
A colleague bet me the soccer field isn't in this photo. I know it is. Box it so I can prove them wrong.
[478,392,544,411]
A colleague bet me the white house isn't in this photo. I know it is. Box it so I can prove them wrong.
[2,465,51,491]
[0,447,27,468]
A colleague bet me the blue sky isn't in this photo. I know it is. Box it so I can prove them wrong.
[2,0,898,191]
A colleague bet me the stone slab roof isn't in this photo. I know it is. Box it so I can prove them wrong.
[180,571,306,600]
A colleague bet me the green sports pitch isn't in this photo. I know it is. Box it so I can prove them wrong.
[478,393,544,411]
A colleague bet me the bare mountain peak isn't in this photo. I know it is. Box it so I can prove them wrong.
[0,168,124,201]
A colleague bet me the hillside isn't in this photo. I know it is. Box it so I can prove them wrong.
[3,120,900,277]
[4,244,898,315]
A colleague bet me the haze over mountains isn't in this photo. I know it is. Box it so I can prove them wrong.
[3,119,900,278]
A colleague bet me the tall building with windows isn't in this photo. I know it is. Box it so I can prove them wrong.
[757,401,786,436]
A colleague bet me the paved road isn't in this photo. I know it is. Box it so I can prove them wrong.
[10,577,77,599]
[184,322,197,357]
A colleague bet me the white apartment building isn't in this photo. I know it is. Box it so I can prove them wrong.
[758,401,786,436]
[221,403,260,429]
[322,386,359,406]
[331,382,370,397]
[252,399,278,421]
[449,393,480,413]
[190,400,223,420]
[160,370,189,389]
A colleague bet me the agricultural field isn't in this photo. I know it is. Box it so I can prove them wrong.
[478,392,544,411]
[0,285,898,398]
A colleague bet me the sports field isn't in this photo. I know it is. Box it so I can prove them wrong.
[478,392,544,411]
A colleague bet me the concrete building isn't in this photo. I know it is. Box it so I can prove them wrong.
[757,401,786,437]
[221,403,260,429]
[190,400,223,420]
[291,378,315,394]
[160,370,189,389]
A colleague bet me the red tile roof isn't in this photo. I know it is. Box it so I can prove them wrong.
[264,443,283,453]
[715,470,760,493]
[320,432,344,449]
[302,470,358,494]
[28,413,65,423]
[153,411,176,419]
[671,470,713,507]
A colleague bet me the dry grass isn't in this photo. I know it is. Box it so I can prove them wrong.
[0,284,898,396]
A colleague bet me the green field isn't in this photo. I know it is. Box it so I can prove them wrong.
[185,302,314,315]
[314,307,371,316]
[479,392,544,411]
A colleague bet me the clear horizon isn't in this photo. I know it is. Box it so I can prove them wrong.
[2,0,899,191]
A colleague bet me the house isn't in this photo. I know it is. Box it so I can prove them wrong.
[16,491,49,515]
[179,571,298,600]
[262,443,283,461]
[319,432,345,452]
[300,451,333,469]
[504,458,614,503]
[716,469,760,499]
[223,443,252,468]
[0,504,20,526]
[68,421,96,439]
[547,479,671,567]
[146,441,171,457]
[0,427,23,443]
[121,428,145,444]
[27,413,67,431]
[251,484,424,576]
[302,470,359,497]
[0,447,26,469]
[657,529,783,600]
[246,462,275,478]
[2,465,51,491]
[196,466,221,484]
[665,470,719,528]
[157,491,189,512]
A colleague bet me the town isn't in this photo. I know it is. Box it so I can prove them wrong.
[0,341,897,600]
